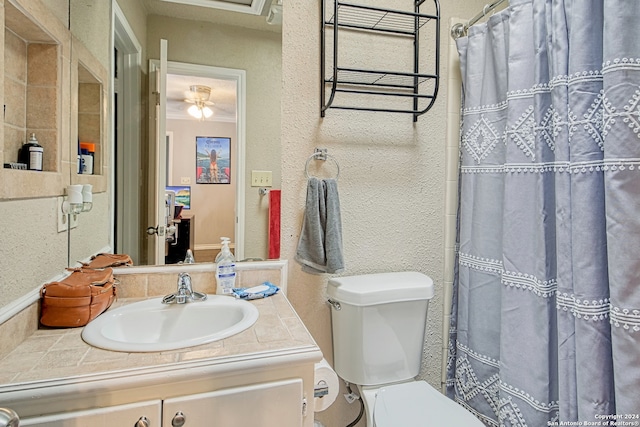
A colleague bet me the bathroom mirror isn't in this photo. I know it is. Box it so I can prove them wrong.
[0,0,281,313]
[72,0,282,267]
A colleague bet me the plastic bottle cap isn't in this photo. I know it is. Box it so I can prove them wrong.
[80,142,95,153]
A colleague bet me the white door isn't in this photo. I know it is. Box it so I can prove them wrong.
[162,380,304,427]
[147,39,168,265]
[20,400,162,427]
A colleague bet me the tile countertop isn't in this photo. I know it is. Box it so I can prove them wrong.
[0,293,320,388]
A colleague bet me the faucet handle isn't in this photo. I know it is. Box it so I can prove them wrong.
[162,272,206,304]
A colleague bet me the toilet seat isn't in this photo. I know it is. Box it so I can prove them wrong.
[373,381,484,427]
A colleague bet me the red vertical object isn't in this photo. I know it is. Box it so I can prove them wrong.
[268,190,281,259]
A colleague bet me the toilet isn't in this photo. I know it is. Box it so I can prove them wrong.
[327,272,484,427]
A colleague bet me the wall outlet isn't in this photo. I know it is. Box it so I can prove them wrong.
[70,212,79,229]
[251,170,273,187]
[180,176,191,184]
[57,197,68,233]
[57,197,79,233]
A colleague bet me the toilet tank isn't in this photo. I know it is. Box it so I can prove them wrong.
[327,272,434,386]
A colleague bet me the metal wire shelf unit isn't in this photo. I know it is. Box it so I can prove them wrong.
[321,0,441,122]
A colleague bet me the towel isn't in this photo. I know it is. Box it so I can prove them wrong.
[295,177,345,274]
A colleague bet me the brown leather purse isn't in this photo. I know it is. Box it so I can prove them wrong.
[82,253,133,269]
[40,268,117,328]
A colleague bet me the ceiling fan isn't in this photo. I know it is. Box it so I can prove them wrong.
[184,85,215,120]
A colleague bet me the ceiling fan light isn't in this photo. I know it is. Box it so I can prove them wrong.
[188,104,202,119]
[202,106,213,118]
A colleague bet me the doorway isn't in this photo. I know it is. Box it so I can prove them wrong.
[165,71,243,263]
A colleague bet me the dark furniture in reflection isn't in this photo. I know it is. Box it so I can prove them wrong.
[165,215,194,264]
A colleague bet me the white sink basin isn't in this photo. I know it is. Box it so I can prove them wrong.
[82,295,259,352]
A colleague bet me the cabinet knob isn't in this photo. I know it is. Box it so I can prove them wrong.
[0,408,19,427]
[171,411,186,427]
[135,416,150,427]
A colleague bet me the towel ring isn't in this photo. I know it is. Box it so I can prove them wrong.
[305,148,340,180]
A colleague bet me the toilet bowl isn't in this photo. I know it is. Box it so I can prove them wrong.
[327,272,484,427]
[359,381,483,427]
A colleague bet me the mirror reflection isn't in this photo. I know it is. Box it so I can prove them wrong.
[0,0,281,312]
[109,0,282,266]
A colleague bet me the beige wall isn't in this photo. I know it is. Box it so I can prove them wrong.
[69,1,111,71]
[167,119,236,249]
[281,1,486,425]
[0,0,113,310]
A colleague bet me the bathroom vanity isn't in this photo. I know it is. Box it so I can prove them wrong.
[0,264,323,427]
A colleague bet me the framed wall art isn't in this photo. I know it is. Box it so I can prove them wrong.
[195,136,231,184]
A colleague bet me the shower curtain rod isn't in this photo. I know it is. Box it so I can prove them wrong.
[451,0,507,39]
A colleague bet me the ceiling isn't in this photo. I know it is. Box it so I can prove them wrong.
[143,0,280,122]
[142,0,279,32]
[166,74,237,122]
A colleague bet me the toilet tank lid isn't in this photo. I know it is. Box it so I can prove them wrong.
[327,272,434,306]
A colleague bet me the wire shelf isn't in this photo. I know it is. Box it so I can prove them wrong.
[327,68,436,89]
[327,2,437,36]
[321,0,441,121]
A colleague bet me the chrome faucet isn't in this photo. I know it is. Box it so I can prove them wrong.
[162,272,207,304]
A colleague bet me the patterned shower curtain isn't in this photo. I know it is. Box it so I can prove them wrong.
[446,0,640,425]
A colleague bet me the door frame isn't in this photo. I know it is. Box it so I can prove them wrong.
[112,1,143,264]
[148,59,247,262]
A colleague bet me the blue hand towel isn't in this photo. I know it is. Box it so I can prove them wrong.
[295,177,345,274]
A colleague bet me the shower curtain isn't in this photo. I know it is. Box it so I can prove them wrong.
[446,0,640,425]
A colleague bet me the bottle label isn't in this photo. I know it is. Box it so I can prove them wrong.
[29,149,43,171]
[81,154,93,174]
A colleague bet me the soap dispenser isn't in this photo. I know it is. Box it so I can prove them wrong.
[215,237,236,295]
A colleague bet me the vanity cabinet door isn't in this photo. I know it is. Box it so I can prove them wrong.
[20,400,162,427]
[162,379,304,427]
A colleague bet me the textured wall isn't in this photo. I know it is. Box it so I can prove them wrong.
[69,0,111,71]
[69,192,111,265]
[0,198,67,308]
[281,1,487,425]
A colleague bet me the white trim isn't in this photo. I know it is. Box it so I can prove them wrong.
[0,345,321,418]
[194,243,235,251]
[166,131,174,184]
[113,1,143,264]
[158,0,269,15]
[0,288,42,325]
[166,114,237,123]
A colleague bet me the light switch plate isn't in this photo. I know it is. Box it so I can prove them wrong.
[251,170,273,187]
[180,176,191,184]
